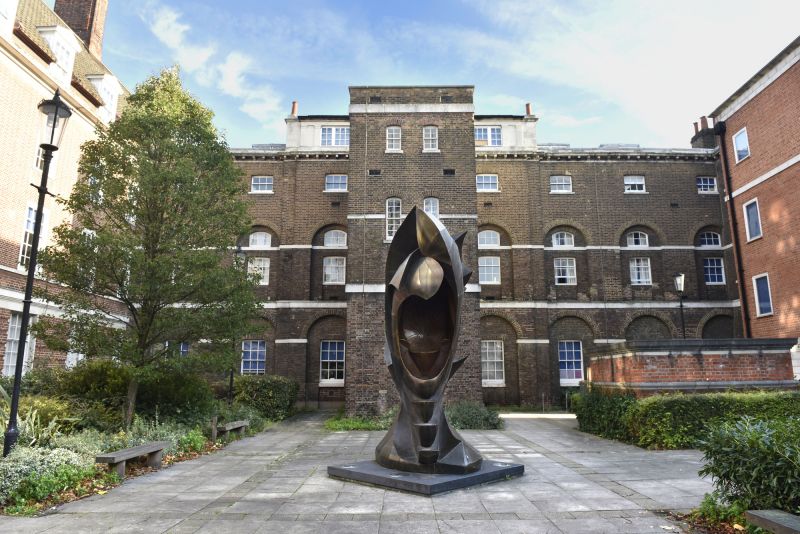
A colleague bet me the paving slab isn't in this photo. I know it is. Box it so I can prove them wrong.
[0,411,712,532]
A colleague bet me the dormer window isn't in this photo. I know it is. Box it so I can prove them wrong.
[88,74,122,124]
[38,26,81,86]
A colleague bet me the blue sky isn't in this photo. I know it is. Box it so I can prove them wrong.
[54,0,800,148]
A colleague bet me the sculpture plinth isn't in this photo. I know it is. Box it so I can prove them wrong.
[329,207,523,493]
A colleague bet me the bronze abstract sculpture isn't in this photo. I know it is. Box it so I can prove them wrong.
[376,207,483,474]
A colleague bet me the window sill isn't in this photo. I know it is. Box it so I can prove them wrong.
[549,191,575,195]
[257,283,270,286]
[746,235,763,243]
[323,190,348,193]
[560,379,582,387]
[319,380,344,388]
[698,191,719,195]
[755,312,774,318]
[477,190,501,193]
[249,191,274,195]
[479,281,501,286]
[323,282,346,286]
[385,149,403,154]
[624,191,648,194]
[631,283,653,287]
[422,149,440,153]
[482,380,506,388]
[705,282,726,286]
[555,282,577,286]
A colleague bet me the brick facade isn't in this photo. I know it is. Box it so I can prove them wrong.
[231,85,741,414]
[710,38,800,339]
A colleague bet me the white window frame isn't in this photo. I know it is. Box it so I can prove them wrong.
[733,127,750,163]
[698,232,722,247]
[18,206,37,269]
[319,340,345,386]
[623,175,647,194]
[629,257,652,286]
[554,257,577,285]
[752,273,773,317]
[481,340,505,387]
[423,197,439,219]
[323,256,346,285]
[321,126,350,147]
[249,231,272,249]
[2,313,36,377]
[626,231,649,247]
[703,258,725,285]
[423,126,439,152]
[475,126,502,146]
[478,230,501,248]
[323,230,347,247]
[248,257,270,285]
[696,176,718,194]
[250,175,273,194]
[478,256,501,285]
[324,174,348,192]
[558,340,583,386]
[386,126,402,152]
[549,175,573,194]
[551,231,575,248]
[241,340,266,374]
[476,174,499,192]
[743,198,762,242]
[386,198,402,240]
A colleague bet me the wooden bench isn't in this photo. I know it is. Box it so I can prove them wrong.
[215,420,249,441]
[746,510,800,534]
[96,441,171,479]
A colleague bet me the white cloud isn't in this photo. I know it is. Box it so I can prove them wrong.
[414,0,800,146]
[138,2,285,141]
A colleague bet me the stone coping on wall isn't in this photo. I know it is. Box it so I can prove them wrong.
[591,337,798,358]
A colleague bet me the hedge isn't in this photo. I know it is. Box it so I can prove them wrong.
[572,389,800,449]
[234,374,298,421]
[699,417,800,513]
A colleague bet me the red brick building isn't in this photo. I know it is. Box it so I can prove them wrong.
[233,87,741,413]
[710,36,800,339]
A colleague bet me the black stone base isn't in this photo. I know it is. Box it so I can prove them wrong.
[328,459,524,495]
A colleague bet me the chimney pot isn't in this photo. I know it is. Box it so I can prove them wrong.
[700,116,709,130]
[693,122,699,134]
[290,101,298,117]
[525,102,532,116]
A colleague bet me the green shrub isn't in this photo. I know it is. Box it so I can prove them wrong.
[324,407,395,431]
[8,463,97,506]
[177,428,207,454]
[234,374,298,421]
[699,417,800,513]
[446,401,503,430]
[138,370,215,425]
[571,389,636,441]
[0,447,94,504]
[625,390,800,449]
[216,401,269,433]
[51,428,127,458]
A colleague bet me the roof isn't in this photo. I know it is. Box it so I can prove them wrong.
[348,85,474,89]
[14,0,129,111]
[710,34,800,118]
[475,115,525,120]
[297,115,349,121]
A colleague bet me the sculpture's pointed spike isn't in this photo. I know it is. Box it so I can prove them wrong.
[462,267,472,285]
[453,231,468,253]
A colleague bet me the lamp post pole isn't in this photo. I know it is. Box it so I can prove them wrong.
[679,294,686,339]
[673,272,687,340]
[3,89,71,457]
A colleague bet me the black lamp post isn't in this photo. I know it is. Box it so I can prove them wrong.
[673,272,686,339]
[3,89,71,457]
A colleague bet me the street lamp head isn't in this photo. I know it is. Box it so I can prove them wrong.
[38,89,72,150]
[673,272,685,293]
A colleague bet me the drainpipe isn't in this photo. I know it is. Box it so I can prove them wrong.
[714,120,751,338]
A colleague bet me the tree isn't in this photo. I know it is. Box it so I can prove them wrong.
[37,68,260,427]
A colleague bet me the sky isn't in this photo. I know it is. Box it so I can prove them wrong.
[51,0,800,149]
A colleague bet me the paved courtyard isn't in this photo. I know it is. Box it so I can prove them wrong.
[0,412,713,533]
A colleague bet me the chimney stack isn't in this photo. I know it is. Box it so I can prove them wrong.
[290,100,298,117]
[525,102,532,116]
[693,122,699,134]
[54,0,108,59]
[700,116,709,130]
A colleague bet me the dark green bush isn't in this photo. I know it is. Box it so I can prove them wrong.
[699,417,800,513]
[216,401,269,433]
[571,388,636,441]
[446,401,503,430]
[137,370,215,425]
[234,374,298,421]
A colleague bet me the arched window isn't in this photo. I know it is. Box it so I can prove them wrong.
[386,198,402,239]
[323,230,347,247]
[626,231,649,247]
[249,231,271,248]
[552,231,574,247]
[478,230,501,248]
[386,126,402,151]
[698,232,721,247]
[423,197,439,219]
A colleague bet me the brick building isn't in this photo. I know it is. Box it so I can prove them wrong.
[232,86,741,413]
[0,0,124,375]
[709,36,800,339]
